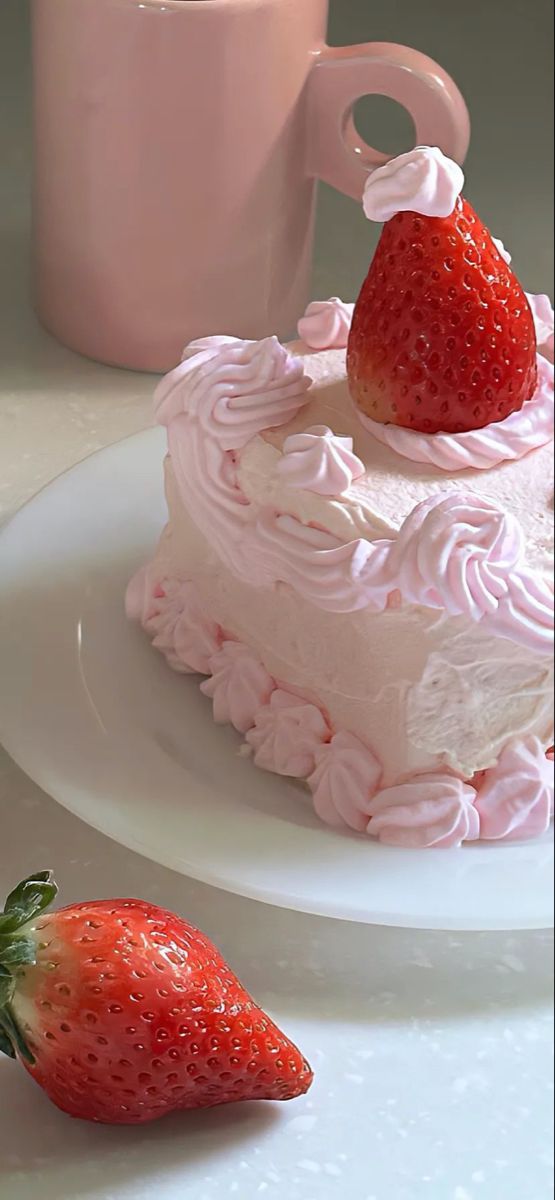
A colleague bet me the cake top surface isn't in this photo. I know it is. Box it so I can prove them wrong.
[257,343,554,572]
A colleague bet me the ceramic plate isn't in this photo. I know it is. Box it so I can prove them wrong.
[0,429,552,930]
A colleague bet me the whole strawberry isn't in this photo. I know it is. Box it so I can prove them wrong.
[348,151,537,435]
[0,872,313,1124]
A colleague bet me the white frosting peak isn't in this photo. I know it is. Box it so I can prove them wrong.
[363,145,464,223]
[277,425,365,496]
[493,237,512,265]
[528,293,555,364]
[298,299,354,351]
[475,737,554,841]
[245,691,329,778]
[200,641,274,733]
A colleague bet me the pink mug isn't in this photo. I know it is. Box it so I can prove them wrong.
[32,0,470,372]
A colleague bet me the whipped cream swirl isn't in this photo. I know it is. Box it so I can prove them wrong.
[368,773,479,848]
[155,337,553,656]
[156,336,311,450]
[390,493,525,621]
[308,732,382,832]
[528,293,555,363]
[201,641,275,733]
[125,570,222,675]
[363,146,464,223]
[246,691,330,778]
[492,237,512,265]
[155,335,311,578]
[277,425,364,496]
[297,298,354,350]
[476,737,554,841]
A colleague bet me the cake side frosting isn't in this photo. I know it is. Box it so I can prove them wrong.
[135,314,554,788]
[148,462,554,782]
[127,569,554,847]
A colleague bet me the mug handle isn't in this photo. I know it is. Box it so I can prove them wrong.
[307,42,470,200]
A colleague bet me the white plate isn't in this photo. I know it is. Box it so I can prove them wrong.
[0,428,552,930]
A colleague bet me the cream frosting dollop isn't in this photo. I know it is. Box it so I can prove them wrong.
[527,293,555,364]
[200,641,275,733]
[156,335,311,449]
[125,564,157,626]
[277,425,365,496]
[245,690,330,778]
[170,583,222,675]
[475,737,554,841]
[246,511,390,613]
[362,145,464,223]
[391,492,525,621]
[297,298,355,351]
[492,237,512,265]
[308,732,382,832]
[126,572,222,675]
[358,353,554,471]
[368,774,479,848]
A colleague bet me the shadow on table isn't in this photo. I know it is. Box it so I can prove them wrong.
[0,1063,280,1199]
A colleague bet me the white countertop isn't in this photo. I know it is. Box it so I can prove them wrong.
[1,3,553,1198]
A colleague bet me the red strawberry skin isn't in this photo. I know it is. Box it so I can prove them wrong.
[7,897,313,1124]
[347,197,537,434]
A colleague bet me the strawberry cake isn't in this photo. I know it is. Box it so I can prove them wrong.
[127,147,554,849]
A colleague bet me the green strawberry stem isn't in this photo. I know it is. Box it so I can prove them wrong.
[0,871,58,1064]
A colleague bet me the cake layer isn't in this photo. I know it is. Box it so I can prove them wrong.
[156,458,553,784]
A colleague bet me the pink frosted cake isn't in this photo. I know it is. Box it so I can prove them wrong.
[127,148,554,848]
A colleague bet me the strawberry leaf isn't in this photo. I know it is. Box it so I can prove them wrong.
[0,937,37,969]
[0,962,35,1065]
[0,967,15,1008]
[0,871,57,934]
[0,1027,15,1059]
[0,1006,34,1065]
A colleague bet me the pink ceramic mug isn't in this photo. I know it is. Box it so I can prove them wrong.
[32,0,470,372]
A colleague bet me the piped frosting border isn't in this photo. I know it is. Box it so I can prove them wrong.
[297,296,554,472]
[126,571,554,848]
[154,335,554,656]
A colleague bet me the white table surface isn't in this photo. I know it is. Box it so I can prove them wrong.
[1,3,553,1198]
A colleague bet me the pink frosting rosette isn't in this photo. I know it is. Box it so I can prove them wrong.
[392,492,525,621]
[475,737,554,841]
[278,425,364,496]
[308,732,382,832]
[246,691,330,778]
[155,335,311,447]
[368,773,479,848]
[297,298,354,350]
[201,642,275,733]
[126,573,221,675]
